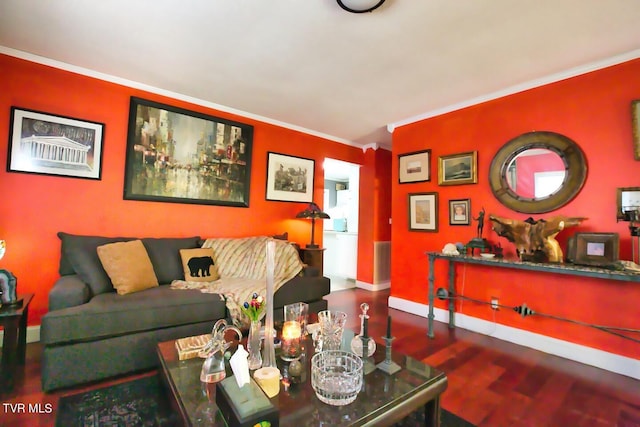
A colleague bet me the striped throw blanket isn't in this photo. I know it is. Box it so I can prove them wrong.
[171,236,304,328]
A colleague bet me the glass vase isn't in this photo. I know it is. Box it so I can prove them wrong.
[247,320,262,370]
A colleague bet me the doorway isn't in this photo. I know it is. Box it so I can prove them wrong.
[322,158,360,292]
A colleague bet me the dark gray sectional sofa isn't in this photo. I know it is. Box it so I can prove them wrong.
[41,233,330,392]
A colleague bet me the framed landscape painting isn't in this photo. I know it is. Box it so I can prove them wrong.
[408,192,438,232]
[399,149,431,183]
[123,97,253,207]
[438,151,478,186]
[7,107,104,180]
[265,152,314,203]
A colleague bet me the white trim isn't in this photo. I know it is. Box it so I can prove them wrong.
[0,325,40,347]
[0,45,359,148]
[387,49,640,132]
[361,143,378,152]
[388,296,640,380]
[355,280,390,291]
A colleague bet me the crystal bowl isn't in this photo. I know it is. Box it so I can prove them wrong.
[311,350,363,406]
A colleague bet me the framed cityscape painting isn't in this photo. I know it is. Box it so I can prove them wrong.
[123,97,253,207]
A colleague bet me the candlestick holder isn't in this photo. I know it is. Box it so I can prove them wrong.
[376,336,401,374]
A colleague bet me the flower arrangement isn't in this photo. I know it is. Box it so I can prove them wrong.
[241,293,265,322]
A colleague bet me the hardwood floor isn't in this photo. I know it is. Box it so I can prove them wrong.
[2,288,639,426]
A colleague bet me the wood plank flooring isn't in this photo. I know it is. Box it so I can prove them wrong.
[1,288,639,426]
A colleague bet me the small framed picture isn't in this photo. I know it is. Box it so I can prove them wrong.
[449,199,471,225]
[408,192,438,232]
[438,151,478,186]
[7,107,104,180]
[398,149,431,183]
[266,152,314,203]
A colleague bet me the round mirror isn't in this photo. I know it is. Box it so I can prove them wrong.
[489,131,587,213]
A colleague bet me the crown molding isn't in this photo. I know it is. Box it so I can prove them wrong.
[388,49,640,133]
[0,46,361,148]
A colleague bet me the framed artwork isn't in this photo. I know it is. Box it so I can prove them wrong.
[398,149,431,183]
[7,107,104,180]
[632,100,640,160]
[408,192,438,232]
[616,186,640,221]
[265,152,314,203]
[449,198,470,225]
[123,97,253,207]
[438,151,478,186]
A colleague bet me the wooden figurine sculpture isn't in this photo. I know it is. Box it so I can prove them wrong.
[489,215,587,263]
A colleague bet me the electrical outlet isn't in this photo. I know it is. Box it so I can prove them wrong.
[491,297,499,310]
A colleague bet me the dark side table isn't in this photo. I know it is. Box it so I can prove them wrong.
[0,293,33,392]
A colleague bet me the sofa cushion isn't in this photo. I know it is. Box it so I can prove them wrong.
[40,286,227,345]
[97,240,159,295]
[58,232,134,296]
[180,248,220,282]
[141,236,201,284]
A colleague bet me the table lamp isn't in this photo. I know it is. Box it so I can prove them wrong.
[296,203,330,249]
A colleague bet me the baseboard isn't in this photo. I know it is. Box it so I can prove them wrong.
[388,296,640,381]
[0,325,41,347]
[355,280,390,291]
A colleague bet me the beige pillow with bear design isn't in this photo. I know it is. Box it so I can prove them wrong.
[180,248,220,282]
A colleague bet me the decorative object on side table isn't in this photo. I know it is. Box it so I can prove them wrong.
[0,240,20,308]
[377,315,401,375]
[465,207,490,255]
[567,232,620,267]
[350,303,376,358]
[296,202,330,248]
[199,319,242,384]
[241,293,265,370]
[489,214,587,263]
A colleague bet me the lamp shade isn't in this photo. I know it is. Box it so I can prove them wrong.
[337,0,385,13]
[296,203,330,248]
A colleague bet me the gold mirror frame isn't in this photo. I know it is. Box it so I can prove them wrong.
[489,131,587,214]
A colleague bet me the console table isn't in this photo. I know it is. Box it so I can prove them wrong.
[426,252,640,338]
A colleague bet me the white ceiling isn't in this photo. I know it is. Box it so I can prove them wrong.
[1,0,640,149]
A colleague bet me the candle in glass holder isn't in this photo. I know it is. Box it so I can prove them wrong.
[281,320,302,361]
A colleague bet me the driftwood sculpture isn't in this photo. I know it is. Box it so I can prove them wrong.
[489,215,587,263]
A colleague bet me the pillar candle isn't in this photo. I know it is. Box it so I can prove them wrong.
[387,315,392,338]
[254,366,280,398]
[362,315,368,338]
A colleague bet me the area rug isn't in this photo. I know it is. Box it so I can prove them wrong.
[56,374,475,427]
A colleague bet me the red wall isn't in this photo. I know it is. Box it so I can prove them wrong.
[357,147,392,284]
[391,58,640,359]
[0,54,365,324]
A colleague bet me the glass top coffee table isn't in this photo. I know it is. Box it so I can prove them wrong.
[156,330,447,426]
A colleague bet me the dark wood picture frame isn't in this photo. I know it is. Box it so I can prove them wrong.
[398,149,431,184]
[265,152,314,203]
[616,186,640,221]
[569,232,619,267]
[123,97,253,207]
[7,107,104,180]
[448,198,470,225]
[408,192,438,232]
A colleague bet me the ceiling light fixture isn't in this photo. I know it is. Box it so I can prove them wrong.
[336,0,386,13]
